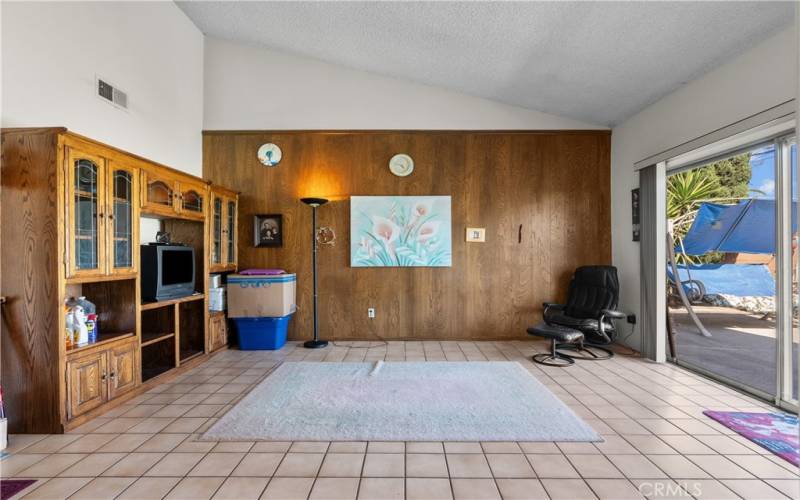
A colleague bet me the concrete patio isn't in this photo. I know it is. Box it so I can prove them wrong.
[670,306,798,400]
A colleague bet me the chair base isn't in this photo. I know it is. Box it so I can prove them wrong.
[557,343,614,360]
[532,338,576,367]
[532,352,575,366]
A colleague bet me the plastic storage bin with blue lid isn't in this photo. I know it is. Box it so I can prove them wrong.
[232,314,293,350]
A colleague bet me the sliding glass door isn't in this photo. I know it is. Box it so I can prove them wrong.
[785,138,797,404]
[666,134,797,410]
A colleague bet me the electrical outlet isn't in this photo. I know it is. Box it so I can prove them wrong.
[368,308,376,319]
[627,314,636,324]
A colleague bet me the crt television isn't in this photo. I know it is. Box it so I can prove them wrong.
[141,244,196,302]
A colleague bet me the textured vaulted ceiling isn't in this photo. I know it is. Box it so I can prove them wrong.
[177,1,794,126]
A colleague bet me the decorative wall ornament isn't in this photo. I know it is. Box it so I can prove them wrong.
[388,153,414,177]
[351,196,451,267]
[316,226,336,246]
[631,188,640,242]
[257,143,282,167]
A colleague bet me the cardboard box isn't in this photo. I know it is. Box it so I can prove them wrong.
[227,273,296,318]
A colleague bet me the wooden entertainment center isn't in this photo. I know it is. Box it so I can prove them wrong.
[1,128,238,433]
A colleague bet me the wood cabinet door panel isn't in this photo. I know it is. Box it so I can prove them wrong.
[108,341,137,399]
[67,352,107,419]
[225,197,238,269]
[65,147,107,279]
[140,170,177,217]
[209,191,237,272]
[176,181,207,221]
[209,314,227,352]
[209,193,225,271]
[107,161,139,276]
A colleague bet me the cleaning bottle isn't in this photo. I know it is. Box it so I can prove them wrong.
[65,297,80,348]
[77,297,97,343]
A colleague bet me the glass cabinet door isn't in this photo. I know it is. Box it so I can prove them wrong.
[212,196,223,265]
[180,187,204,218]
[142,170,175,215]
[226,199,236,267]
[108,164,138,274]
[147,180,173,207]
[67,149,106,277]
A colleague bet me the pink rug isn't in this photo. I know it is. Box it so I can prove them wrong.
[704,410,799,466]
[1,479,36,499]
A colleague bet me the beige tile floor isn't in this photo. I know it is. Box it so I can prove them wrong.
[1,340,798,499]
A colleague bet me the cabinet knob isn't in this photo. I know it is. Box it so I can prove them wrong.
[110,372,116,378]
[108,214,114,220]
[101,372,107,381]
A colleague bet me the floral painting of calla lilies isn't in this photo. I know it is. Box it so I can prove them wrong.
[351,196,452,267]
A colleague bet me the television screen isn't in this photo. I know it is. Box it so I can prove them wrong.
[162,249,194,285]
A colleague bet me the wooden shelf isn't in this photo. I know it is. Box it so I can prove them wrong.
[65,274,136,285]
[180,350,203,363]
[66,332,134,356]
[141,293,204,311]
[142,364,173,382]
[141,332,175,348]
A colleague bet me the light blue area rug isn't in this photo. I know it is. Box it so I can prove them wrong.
[202,361,600,442]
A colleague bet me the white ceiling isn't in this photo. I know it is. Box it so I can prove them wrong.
[177,1,794,126]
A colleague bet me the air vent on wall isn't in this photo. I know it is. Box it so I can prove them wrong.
[96,77,128,110]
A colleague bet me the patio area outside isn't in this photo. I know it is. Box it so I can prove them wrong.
[670,305,799,400]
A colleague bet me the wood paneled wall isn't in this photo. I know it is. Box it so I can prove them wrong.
[203,131,611,341]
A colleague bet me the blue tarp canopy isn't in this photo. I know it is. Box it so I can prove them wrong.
[678,199,796,255]
[667,264,775,297]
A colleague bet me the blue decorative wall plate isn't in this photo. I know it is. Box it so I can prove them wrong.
[257,143,282,167]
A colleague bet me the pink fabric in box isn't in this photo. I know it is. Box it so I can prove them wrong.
[239,268,286,276]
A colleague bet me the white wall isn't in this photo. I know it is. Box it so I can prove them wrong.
[203,37,603,131]
[611,26,798,351]
[1,1,204,176]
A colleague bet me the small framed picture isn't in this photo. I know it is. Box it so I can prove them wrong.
[254,214,283,247]
[631,188,640,242]
[466,227,486,242]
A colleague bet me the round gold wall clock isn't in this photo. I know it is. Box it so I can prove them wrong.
[389,153,414,177]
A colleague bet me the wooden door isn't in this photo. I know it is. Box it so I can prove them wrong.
[176,181,206,221]
[225,196,238,269]
[66,351,107,419]
[210,193,225,270]
[107,161,139,275]
[108,341,137,399]
[208,313,227,352]
[140,169,177,217]
[65,147,107,279]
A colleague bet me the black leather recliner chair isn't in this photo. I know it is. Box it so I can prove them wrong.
[543,266,626,357]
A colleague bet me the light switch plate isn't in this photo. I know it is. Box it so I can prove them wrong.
[466,227,486,242]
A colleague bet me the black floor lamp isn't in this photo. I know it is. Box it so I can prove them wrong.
[300,197,329,349]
